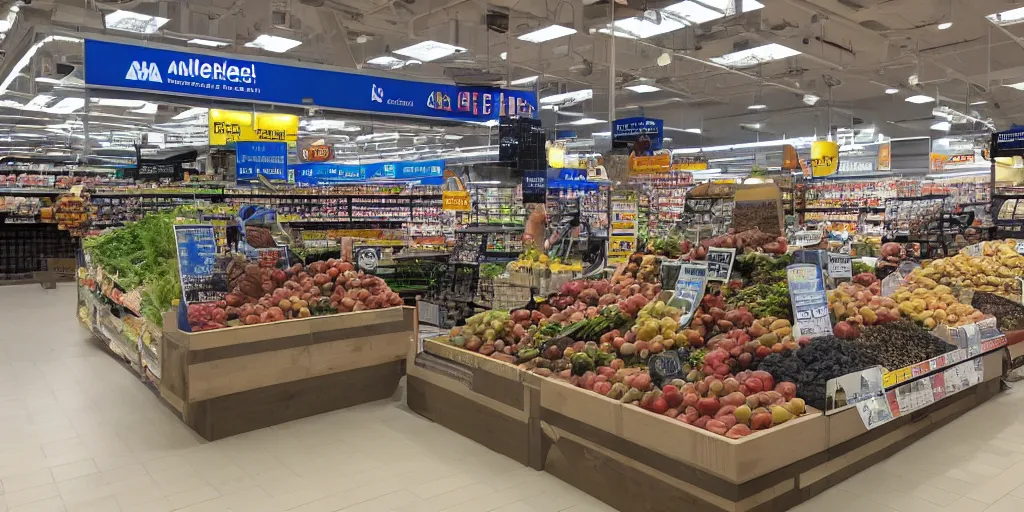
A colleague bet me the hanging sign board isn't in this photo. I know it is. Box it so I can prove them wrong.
[442,192,470,210]
[612,117,663,152]
[84,40,537,123]
[877,143,892,171]
[174,225,226,305]
[629,153,672,174]
[293,159,444,185]
[236,141,288,182]
[810,140,840,177]
[209,109,298,146]
[522,170,547,204]
[706,247,736,282]
[670,154,709,171]
[732,183,784,235]
[787,264,833,339]
[782,145,800,171]
[791,230,825,248]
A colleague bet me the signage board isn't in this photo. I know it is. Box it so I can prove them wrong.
[810,140,839,177]
[629,153,671,174]
[706,247,736,282]
[84,39,537,123]
[236,141,288,182]
[787,264,833,339]
[292,159,444,185]
[670,154,709,171]
[174,225,226,305]
[828,252,853,279]
[297,138,334,162]
[612,117,663,152]
[522,170,547,204]
[670,262,709,327]
[442,191,471,211]
[208,109,298,146]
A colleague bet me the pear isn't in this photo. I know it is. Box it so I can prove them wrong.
[784,398,806,416]
[770,404,795,425]
[734,404,752,425]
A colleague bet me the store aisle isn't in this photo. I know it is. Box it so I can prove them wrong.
[0,285,1023,512]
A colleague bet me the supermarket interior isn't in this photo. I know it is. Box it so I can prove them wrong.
[8,0,1024,511]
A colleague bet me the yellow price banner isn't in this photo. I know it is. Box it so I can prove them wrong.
[208,109,298,146]
[442,191,471,211]
[810,140,839,177]
[629,153,671,174]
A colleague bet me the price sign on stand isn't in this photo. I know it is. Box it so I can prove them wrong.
[790,230,824,248]
[787,264,833,339]
[828,253,853,280]
[706,247,736,282]
[670,262,708,327]
[174,225,227,305]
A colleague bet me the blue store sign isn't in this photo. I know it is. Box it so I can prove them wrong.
[84,39,537,122]
[292,159,445,185]
[236,141,288,182]
[612,117,663,152]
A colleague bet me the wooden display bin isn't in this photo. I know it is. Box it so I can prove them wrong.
[407,338,544,469]
[160,307,415,440]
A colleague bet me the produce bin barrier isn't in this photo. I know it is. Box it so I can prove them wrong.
[411,338,1006,512]
[161,307,415,440]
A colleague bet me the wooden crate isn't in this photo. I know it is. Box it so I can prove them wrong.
[407,338,544,469]
[161,307,414,440]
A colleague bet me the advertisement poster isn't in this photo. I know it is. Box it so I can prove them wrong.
[706,247,736,282]
[670,262,709,327]
[787,264,833,339]
[609,190,638,264]
[236,141,288,182]
[174,225,226,305]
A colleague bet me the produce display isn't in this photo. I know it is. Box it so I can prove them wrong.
[857,320,957,371]
[912,240,1024,298]
[972,292,1024,332]
[756,336,880,411]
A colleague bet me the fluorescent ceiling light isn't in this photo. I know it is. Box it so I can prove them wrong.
[46,97,85,114]
[663,1,725,25]
[625,84,661,93]
[0,20,10,33]
[905,95,934,104]
[93,98,147,108]
[937,22,952,30]
[802,94,820,105]
[611,16,686,39]
[597,27,639,40]
[748,104,767,110]
[1005,81,1024,90]
[510,75,538,85]
[393,40,465,62]
[172,107,207,120]
[539,89,593,106]
[930,121,951,131]
[570,118,605,125]
[971,100,988,105]
[131,102,158,114]
[104,10,169,34]
[22,94,54,111]
[444,134,463,140]
[885,88,899,94]
[684,128,702,134]
[500,52,507,60]
[710,43,801,67]
[34,77,62,84]
[987,7,1024,26]
[367,56,406,69]
[187,38,230,47]
[518,25,577,43]
[245,34,302,53]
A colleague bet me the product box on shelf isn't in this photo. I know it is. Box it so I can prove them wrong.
[160,306,415,440]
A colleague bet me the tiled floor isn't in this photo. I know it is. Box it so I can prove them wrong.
[2,285,1024,511]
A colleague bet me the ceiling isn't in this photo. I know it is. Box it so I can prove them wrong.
[0,0,1023,160]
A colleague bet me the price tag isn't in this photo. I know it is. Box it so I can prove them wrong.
[827,253,853,279]
[787,264,833,339]
[1017,241,1024,255]
[670,262,708,327]
[791,230,824,248]
[174,225,226,306]
[706,247,736,282]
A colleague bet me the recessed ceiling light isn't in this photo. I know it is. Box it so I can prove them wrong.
[187,38,231,47]
[710,43,801,67]
[657,52,672,66]
[500,52,507,60]
[518,25,577,43]
[104,10,169,34]
[569,117,604,126]
[937,22,952,30]
[748,104,767,110]
[905,95,935,104]
[987,7,1024,26]
[885,88,899,94]
[510,75,539,85]
[1005,81,1024,90]
[245,34,302,53]
[366,56,406,69]
[625,84,661,93]
[393,40,465,62]
[356,35,369,44]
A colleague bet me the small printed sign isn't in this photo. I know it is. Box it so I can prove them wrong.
[828,253,853,279]
[174,225,227,305]
[787,264,833,339]
[442,191,471,211]
[791,230,824,248]
[706,247,736,282]
[670,262,709,327]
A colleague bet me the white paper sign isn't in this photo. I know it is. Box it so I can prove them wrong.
[881,272,902,297]
[827,253,853,279]
[706,247,736,282]
[791,230,824,248]
[787,264,833,339]
[670,262,709,327]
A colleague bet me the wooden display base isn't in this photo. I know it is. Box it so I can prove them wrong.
[161,307,415,440]
[406,338,543,469]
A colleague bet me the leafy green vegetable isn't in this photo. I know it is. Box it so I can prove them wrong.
[726,282,792,320]
[480,263,506,279]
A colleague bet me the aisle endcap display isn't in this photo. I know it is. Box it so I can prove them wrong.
[161,306,415,440]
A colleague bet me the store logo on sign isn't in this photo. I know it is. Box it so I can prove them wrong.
[371,84,384,103]
[126,61,162,83]
[427,91,452,111]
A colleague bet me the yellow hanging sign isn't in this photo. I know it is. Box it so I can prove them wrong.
[442,191,471,211]
[810,140,840,177]
[208,109,299,146]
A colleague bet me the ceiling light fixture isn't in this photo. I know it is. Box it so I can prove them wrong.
[802,94,820,105]
[131,103,158,114]
[46,97,85,114]
[710,43,801,67]
[987,7,1024,26]
[930,121,951,131]
[937,22,952,30]
[657,52,672,66]
[885,88,899,94]
[187,38,231,47]
[172,107,207,120]
[510,75,538,85]
[662,1,725,25]
[393,40,465,62]
[971,100,988,105]
[1005,81,1024,90]
[569,117,605,126]
[625,84,660,93]
[104,10,169,34]
[366,56,406,69]
[22,95,54,111]
[905,94,935,104]
[748,104,767,110]
[539,89,593,107]
[245,34,302,53]
[610,15,686,39]
[34,77,62,85]
[356,35,369,44]
[500,52,507,60]
[518,25,577,43]
[684,128,702,134]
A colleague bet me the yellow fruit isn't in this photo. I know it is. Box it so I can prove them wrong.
[770,405,795,425]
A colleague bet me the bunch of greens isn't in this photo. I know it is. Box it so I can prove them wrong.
[733,252,792,285]
[852,261,874,276]
[726,282,792,320]
[480,263,506,279]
